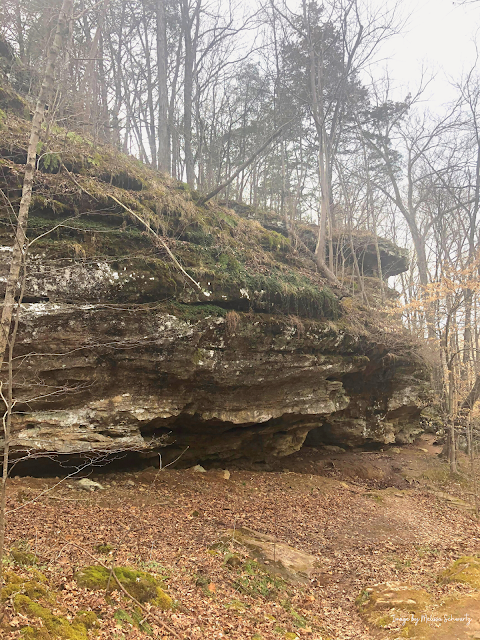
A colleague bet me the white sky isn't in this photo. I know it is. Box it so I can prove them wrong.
[372,0,480,107]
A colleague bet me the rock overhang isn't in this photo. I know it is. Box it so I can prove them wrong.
[5,302,429,465]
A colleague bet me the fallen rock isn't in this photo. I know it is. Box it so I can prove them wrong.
[225,526,318,583]
[360,582,431,612]
[357,582,431,634]
[434,492,475,512]
[191,464,207,473]
[223,470,230,480]
[77,478,104,492]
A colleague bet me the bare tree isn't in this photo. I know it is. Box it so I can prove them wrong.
[0,0,73,371]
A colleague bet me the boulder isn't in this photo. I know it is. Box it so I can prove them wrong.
[225,526,318,583]
[357,582,432,635]
[360,582,431,613]
[358,578,480,639]
[77,478,104,491]
[438,556,480,588]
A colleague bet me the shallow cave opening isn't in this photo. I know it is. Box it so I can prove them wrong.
[19,294,49,303]
[5,449,157,478]
[138,411,324,469]
[3,409,390,478]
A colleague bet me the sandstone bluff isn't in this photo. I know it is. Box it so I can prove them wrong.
[0,111,428,466]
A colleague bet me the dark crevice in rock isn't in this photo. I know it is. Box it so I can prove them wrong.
[19,294,49,303]
[0,146,27,164]
[6,450,150,478]
[98,171,144,191]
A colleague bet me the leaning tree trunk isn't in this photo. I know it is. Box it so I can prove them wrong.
[0,268,23,587]
[0,0,73,372]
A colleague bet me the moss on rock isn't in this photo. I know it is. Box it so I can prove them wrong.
[75,565,172,607]
[94,543,113,555]
[1,571,48,602]
[0,109,346,319]
[14,594,89,640]
[438,556,480,588]
[73,611,99,629]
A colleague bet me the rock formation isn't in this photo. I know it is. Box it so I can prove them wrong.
[0,102,429,467]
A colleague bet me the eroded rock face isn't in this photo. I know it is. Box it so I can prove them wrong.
[7,299,428,465]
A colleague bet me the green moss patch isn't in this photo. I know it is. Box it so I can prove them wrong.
[232,558,286,599]
[75,565,172,607]
[11,550,39,566]
[94,543,113,555]
[14,594,90,640]
[73,611,99,629]
[1,570,48,602]
[114,607,153,634]
[169,302,227,321]
[438,556,480,588]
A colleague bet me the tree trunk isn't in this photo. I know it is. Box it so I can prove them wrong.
[156,0,169,172]
[0,0,73,372]
[78,0,110,127]
[0,0,73,587]
[182,0,196,187]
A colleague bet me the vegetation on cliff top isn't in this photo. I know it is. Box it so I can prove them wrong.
[0,111,343,319]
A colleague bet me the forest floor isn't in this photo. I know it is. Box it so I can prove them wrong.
[2,436,480,640]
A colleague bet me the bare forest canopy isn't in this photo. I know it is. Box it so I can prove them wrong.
[2,0,480,461]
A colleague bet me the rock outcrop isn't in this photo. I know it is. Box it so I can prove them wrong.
[0,108,429,467]
[11,301,427,464]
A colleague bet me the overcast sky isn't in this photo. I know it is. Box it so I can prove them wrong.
[372,0,480,107]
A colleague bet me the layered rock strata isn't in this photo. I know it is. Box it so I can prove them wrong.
[10,299,427,465]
